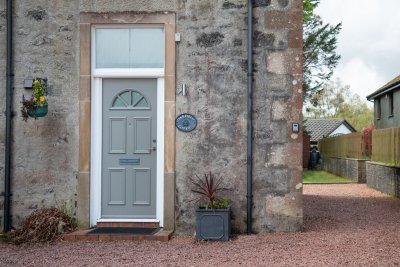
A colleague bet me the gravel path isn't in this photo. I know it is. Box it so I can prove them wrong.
[1,184,399,266]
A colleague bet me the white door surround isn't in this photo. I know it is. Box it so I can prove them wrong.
[90,25,165,226]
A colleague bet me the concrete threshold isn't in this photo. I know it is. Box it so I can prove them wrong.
[304,182,357,185]
[63,229,173,242]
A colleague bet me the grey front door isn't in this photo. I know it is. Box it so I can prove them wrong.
[102,78,157,219]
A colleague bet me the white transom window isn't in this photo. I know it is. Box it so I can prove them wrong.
[92,26,165,77]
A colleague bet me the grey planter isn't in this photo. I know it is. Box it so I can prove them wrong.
[195,208,231,241]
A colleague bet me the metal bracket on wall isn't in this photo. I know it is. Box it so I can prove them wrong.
[23,77,48,90]
[177,83,187,96]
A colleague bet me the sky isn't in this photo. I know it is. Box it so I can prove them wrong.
[316,0,400,100]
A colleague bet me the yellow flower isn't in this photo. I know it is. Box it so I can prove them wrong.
[40,96,45,102]
[33,97,37,102]
[40,103,43,107]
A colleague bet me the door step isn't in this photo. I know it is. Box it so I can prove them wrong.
[96,222,160,228]
[63,228,172,242]
[88,227,159,235]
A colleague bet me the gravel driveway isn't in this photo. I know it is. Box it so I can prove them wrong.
[1,184,399,267]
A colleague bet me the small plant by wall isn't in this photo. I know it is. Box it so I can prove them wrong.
[11,207,77,244]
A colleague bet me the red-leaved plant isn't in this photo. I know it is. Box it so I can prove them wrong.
[190,172,230,209]
[362,124,375,158]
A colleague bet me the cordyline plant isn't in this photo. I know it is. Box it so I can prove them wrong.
[190,172,231,209]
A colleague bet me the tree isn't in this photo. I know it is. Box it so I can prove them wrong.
[303,0,342,105]
[303,0,318,24]
[304,79,374,131]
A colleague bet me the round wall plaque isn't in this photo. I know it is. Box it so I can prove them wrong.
[176,113,197,132]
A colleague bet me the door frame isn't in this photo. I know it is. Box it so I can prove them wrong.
[89,25,165,226]
[79,12,176,230]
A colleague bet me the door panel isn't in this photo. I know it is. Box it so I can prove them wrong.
[108,168,126,205]
[109,117,127,154]
[102,79,157,219]
[133,168,151,205]
[133,117,152,154]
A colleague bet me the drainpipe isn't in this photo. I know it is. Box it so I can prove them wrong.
[246,0,254,235]
[4,0,13,232]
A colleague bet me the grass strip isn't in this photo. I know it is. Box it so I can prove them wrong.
[303,170,352,183]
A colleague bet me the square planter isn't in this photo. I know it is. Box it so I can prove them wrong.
[195,208,231,241]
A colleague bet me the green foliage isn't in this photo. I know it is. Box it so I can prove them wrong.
[32,79,47,106]
[303,0,319,23]
[303,0,342,105]
[190,172,230,209]
[303,170,352,183]
[209,197,229,209]
[304,79,374,131]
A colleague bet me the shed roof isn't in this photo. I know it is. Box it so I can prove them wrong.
[304,118,357,142]
[366,74,400,100]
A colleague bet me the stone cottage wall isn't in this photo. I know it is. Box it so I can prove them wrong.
[0,1,80,229]
[0,0,303,233]
[251,0,303,232]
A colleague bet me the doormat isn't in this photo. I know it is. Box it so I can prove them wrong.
[87,227,160,235]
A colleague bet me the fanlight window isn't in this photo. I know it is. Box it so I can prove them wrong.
[112,90,149,109]
[95,28,164,68]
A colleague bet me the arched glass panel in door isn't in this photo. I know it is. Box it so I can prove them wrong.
[111,89,150,109]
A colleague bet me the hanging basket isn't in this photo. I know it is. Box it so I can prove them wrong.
[27,103,48,118]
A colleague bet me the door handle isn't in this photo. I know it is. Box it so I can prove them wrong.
[151,139,156,152]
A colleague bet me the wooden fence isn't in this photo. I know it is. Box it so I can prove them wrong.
[371,128,400,165]
[318,132,371,159]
